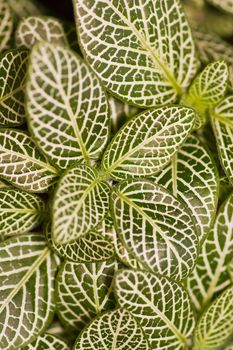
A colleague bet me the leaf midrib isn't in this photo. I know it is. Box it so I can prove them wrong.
[0,208,38,213]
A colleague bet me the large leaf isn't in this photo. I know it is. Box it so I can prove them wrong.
[56,259,117,332]
[74,0,199,107]
[21,333,70,350]
[52,165,110,244]
[26,42,109,170]
[115,269,195,350]
[193,285,233,350]
[187,192,233,312]
[0,49,28,126]
[111,179,198,280]
[73,308,150,350]
[0,234,58,350]
[15,16,67,48]
[0,128,58,192]
[212,96,233,185]
[0,188,45,241]
[207,0,233,14]
[102,106,195,181]
[0,0,13,52]
[151,134,219,242]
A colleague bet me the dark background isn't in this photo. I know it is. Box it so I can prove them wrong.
[39,0,74,21]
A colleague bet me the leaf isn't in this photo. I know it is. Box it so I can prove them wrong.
[186,192,233,312]
[224,344,233,350]
[15,16,67,49]
[26,41,110,170]
[151,134,219,242]
[115,269,195,350]
[20,333,70,350]
[102,106,195,181]
[0,128,58,192]
[8,0,46,19]
[0,0,13,52]
[193,285,233,350]
[111,179,198,280]
[228,259,233,281]
[0,234,58,349]
[181,60,228,128]
[74,0,199,108]
[55,259,117,332]
[73,308,151,350]
[0,49,29,126]
[0,188,45,241]
[211,96,233,185]
[206,0,233,14]
[52,165,110,244]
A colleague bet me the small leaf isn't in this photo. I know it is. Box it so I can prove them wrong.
[26,42,110,169]
[151,134,219,242]
[15,16,68,48]
[74,0,199,107]
[56,259,117,332]
[0,128,58,192]
[52,165,110,244]
[20,333,70,350]
[0,188,45,241]
[193,285,233,350]
[111,179,198,280]
[0,0,13,52]
[0,49,28,126]
[207,0,233,14]
[187,192,233,312]
[102,106,195,181]
[73,308,150,350]
[0,234,58,349]
[115,269,195,350]
[212,95,233,185]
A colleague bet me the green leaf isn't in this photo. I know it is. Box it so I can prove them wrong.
[0,188,45,241]
[56,259,117,332]
[15,16,68,48]
[0,234,58,350]
[8,0,46,19]
[0,49,28,126]
[102,106,195,181]
[193,285,233,350]
[73,308,150,350]
[182,60,228,129]
[115,269,195,350]
[0,128,58,192]
[20,333,70,350]
[151,134,219,242]
[111,179,198,280]
[26,42,110,170]
[212,96,233,185]
[206,0,233,14]
[187,192,233,312]
[74,0,199,107]
[52,165,110,244]
[0,0,13,52]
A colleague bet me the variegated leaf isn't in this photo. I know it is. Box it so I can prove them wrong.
[187,192,233,312]
[75,0,199,107]
[193,285,233,350]
[115,269,195,350]
[63,22,80,53]
[26,42,109,170]
[207,0,233,14]
[15,16,67,48]
[0,188,45,241]
[0,49,28,126]
[20,333,70,350]
[102,106,195,181]
[56,259,117,332]
[73,308,150,350]
[111,179,198,280]
[0,0,13,52]
[212,96,233,185]
[151,134,219,242]
[0,128,58,192]
[52,165,110,244]
[0,234,58,350]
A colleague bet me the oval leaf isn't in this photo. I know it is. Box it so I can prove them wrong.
[26,42,109,170]
[102,106,195,181]
[0,234,58,349]
[56,259,117,332]
[21,333,70,350]
[0,128,58,192]
[52,165,110,244]
[115,269,195,350]
[0,0,13,52]
[75,0,199,107]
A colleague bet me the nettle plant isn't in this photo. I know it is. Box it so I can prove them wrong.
[0,0,233,349]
